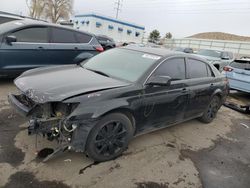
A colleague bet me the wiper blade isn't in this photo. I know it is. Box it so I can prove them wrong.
[86,68,110,77]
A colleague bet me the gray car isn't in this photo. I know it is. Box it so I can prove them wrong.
[0,19,103,77]
[195,49,234,71]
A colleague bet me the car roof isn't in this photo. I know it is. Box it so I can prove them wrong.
[197,48,230,53]
[0,14,23,20]
[123,45,192,56]
[0,19,94,37]
[0,12,47,22]
[123,45,182,56]
[122,45,211,63]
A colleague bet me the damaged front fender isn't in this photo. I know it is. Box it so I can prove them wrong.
[8,92,100,156]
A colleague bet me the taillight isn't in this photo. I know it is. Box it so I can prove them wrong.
[95,46,104,52]
[223,66,233,72]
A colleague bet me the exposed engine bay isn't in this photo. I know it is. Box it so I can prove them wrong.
[27,102,77,140]
[10,92,94,161]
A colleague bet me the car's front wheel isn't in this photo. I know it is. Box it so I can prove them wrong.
[86,113,133,162]
[198,96,221,123]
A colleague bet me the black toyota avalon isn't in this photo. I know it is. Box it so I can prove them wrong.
[9,46,228,162]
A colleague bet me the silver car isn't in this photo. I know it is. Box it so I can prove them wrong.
[195,49,234,71]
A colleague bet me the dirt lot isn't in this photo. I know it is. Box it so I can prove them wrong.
[0,79,249,188]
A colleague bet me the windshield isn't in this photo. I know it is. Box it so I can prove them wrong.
[82,48,161,82]
[197,49,222,58]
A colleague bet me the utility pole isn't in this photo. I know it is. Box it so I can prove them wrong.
[114,0,122,19]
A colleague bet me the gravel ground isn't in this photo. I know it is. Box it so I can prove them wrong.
[0,79,249,188]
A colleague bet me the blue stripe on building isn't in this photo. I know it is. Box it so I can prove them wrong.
[75,14,145,30]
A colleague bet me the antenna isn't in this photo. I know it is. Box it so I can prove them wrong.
[114,0,123,19]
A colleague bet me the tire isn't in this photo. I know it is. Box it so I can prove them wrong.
[86,113,134,162]
[198,96,221,123]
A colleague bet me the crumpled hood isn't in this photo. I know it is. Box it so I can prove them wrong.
[15,65,130,103]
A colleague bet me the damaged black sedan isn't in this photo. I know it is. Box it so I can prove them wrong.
[9,46,228,162]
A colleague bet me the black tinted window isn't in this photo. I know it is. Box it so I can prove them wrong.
[76,32,92,43]
[153,58,186,80]
[187,59,208,78]
[12,27,48,43]
[51,28,77,43]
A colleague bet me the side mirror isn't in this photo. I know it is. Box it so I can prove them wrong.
[6,35,17,45]
[146,76,172,86]
[73,53,94,64]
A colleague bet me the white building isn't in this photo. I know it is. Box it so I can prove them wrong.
[73,13,145,43]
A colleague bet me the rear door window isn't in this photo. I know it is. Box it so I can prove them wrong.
[11,27,48,43]
[51,27,77,43]
[153,58,186,80]
[187,58,209,78]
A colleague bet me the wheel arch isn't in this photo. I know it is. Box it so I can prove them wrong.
[211,89,224,107]
[211,89,223,99]
[98,108,136,134]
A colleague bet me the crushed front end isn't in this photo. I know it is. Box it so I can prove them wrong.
[8,91,97,161]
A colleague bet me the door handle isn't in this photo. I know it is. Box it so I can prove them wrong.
[74,47,79,50]
[37,46,44,50]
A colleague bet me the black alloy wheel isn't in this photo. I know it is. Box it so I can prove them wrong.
[199,96,221,123]
[86,113,133,162]
[95,121,127,156]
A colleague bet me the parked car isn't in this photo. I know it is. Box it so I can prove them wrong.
[96,35,116,50]
[0,19,103,77]
[9,46,228,162]
[173,47,194,53]
[195,49,234,71]
[222,58,250,93]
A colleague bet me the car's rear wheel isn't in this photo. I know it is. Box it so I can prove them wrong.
[198,96,221,123]
[86,113,133,162]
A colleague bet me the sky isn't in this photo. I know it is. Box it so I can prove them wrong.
[1,0,250,38]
